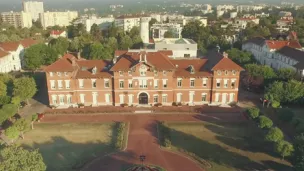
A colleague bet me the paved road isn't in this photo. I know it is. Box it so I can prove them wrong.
[41,113,245,171]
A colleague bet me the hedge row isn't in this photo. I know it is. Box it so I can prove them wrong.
[246,107,293,159]
[114,122,126,150]
[159,122,171,147]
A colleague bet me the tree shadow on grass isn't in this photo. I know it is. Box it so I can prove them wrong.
[22,136,135,171]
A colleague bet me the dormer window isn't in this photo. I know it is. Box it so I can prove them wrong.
[225,70,228,75]
[232,70,236,75]
[189,65,195,74]
[92,67,97,75]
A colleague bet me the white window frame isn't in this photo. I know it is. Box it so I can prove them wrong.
[163,70,167,76]
[104,79,110,88]
[119,94,124,104]
[65,80,70,89]
[66,95,72,104]
[128,94,134,104]
[177,78,182,87]
[154,79,158,88]
[50,80,55,89]
[216,79,221,88]
[128,71,132,76]
[232,70,236,75]
[57,72,61,76]
[202,93,207,102]
[59,95,65,105]
[217,70,221,75]
[231,79,236,88]
[119,71,123,76]
[224,79,228,88]
[162,94,167,103]
[64,72,68,76]
[162,79,167,88]
[190,78,195,87]
[52,95,57,104]
[80,94,85,104]
[105,94,110,103]
[79,79,84,88]
[58,80,63,89]
[91,79,97,88]
[153,95,159,103]
[202,78,208,87]
[50,72,53,77]
[128,80,133,88]
[119,80,124,88]
[154,70,158,76]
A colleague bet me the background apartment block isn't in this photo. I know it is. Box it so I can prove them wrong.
[0,11,32,28]
[39,11,78,29]
[23,0,44,21]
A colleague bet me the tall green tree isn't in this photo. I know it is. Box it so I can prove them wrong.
[277,68,296,81]
[49,37,69,56]
[104,37,118,55]
[275,140,294,159]
[90,24,102,41]
[265,127,284,142]
[0,81,7,96]
[0,104,18,125]
[88,42,111,59]
[227,48,253,65]
[24,44,47,70]
[293,134,304,171]
[69,37,80,52]
[0,34,9,42]
[129,26,140,39]
[4,125,19,140]
[0,145,46,171]
[14,118,29,139]
[13,77,37,104]
[131,35,143,49]
[119,35,133,50]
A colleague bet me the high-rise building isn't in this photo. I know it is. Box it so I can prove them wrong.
[39,11,79,29]
[0,11,32,28]
[23,1,44,21]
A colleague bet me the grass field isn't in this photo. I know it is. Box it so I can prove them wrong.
[19,123,117,171]
[165,122,292,171]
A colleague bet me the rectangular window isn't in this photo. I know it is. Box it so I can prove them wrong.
[105,94,110,103]
[52,95,57,104]
[153,95,158,103]
[128,95,133,104]
[154,70,158,76]
[80,94,85,103]
[50,72,53,77]
[119,95,124,104]
[57,72,61,76]
[140,71,146,76]
[190,79,195,87]
[128,71,132,76]
[50,80,55,89]
[64,72,68,76]
[216,79,221,88]
[104,79,110,88]
[59,95,64,104]
[154,80,158,88]
[139,80,147,88]
[162,95,167,103]
[79,79,84,88]
[65,80,70,89]
[128,80,133,88]
[224,79,228,88]
[92,79,97,88]
[177,79,182,87]
[163,71,167,76]
[119,71,123,76]
[58,80,63,89]
[119,81,124,88]
[231,79,236,88]
[202,94,207,102]
[163,79,167,88]
[202,78,207,87]
[184,54,190,58]
[67,95,72,104]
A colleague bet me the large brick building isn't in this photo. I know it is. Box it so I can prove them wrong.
[44,50,243,108]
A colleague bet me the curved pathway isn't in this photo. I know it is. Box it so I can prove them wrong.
[41,113,245,171]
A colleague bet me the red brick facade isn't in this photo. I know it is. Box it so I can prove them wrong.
[44,51,243,108]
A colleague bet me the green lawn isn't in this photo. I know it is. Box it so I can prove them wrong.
[164,122,292,171]
[19,123,117,171]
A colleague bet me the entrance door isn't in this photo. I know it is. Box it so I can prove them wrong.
[139,93,148,104]
[222,93,227,104]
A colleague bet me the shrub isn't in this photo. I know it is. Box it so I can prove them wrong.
[177,102,182,106]
[247,107,260,119]
[278,108,294,123]
[159,122,171,147]
[274,140,294,159]
[0,95,11,105]
[271,101,280,108]
[258,116,273,129]
[172,102,177,106]
[265,127,284,142]
[114,122,126,150]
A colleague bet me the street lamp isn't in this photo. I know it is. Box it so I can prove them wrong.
[139,155,146,171]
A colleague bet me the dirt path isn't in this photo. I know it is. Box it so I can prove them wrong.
[41,113,246,171]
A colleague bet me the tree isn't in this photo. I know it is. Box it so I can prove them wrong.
[275,140,294,159]
[131,35,143,49]
[258,116,273,129]
[49,37,69,56]
[129,26,140,39]
[14,118,29,139]
[0,104,18,125]
[69,37,80,52]
[43,46,58,65]
[265,127,284,142]
[264,81,284,103]
[104,37,118,55]
[13,77,37,104]
[4,125,19,141]
[0,95,11,105]
[90,24,102,41]
[149,18,157,29]
[164,30,175,38]
[88,42,104,59]
[119,35,133,50]
[24,44,47,70]
[0,34,9,42]
[9,34,20,41]
[246,107,260,119]
[293,134,304,171]
[0,145,46,171]
[0,81,7,96]
[277,68,296,81]
[283,80,304,104]
[278,108,295,123]
[271,101,280,108]
[11,96,21,111]
[227,48,253,65]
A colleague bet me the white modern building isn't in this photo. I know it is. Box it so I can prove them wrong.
[39,11,78,29]
[23,1,44,21]
[151,23,182,40]
[140,17,150,44]
[235,17,260,29]
[0,11,32,28]
[154,38,198,58]
[279,11,292,17]
[83,16,115,32]
[115,15,151,32]
[168,15,207,26]
[242,37,302,68]
[216,5,235,12]
[236,5,264,12]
